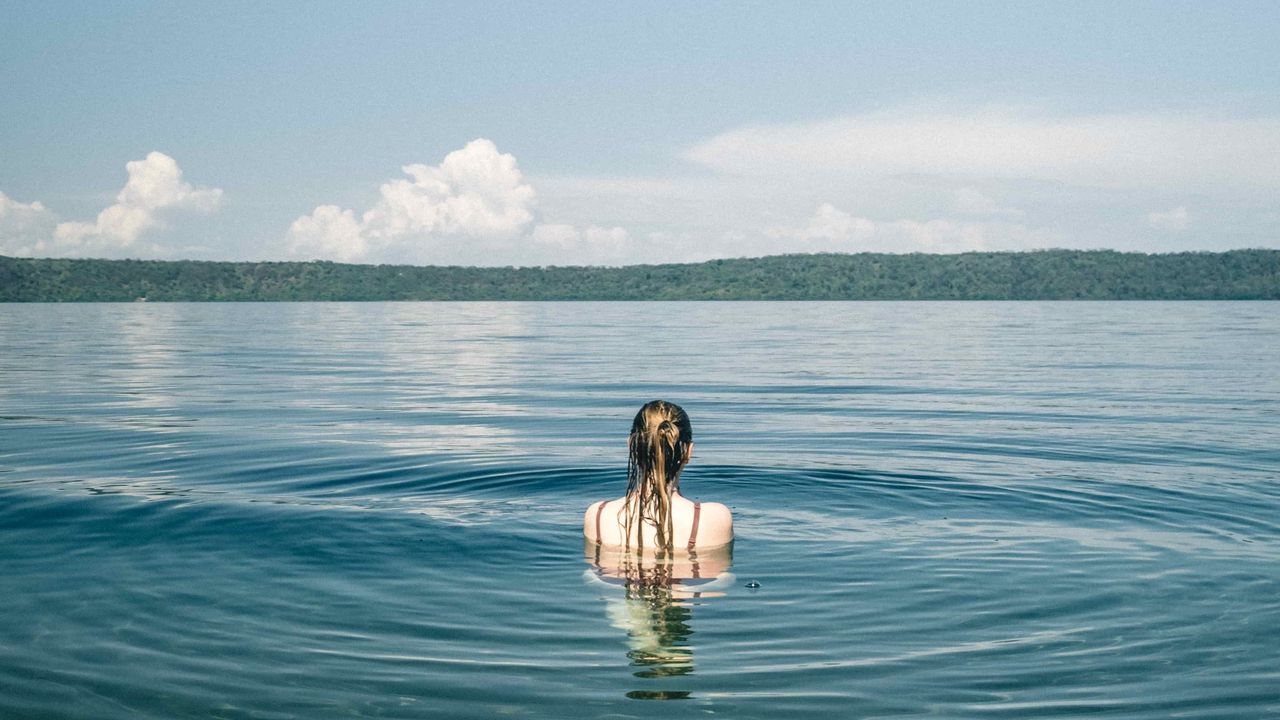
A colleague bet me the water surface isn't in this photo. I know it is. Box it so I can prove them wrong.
[2,301,1278,718]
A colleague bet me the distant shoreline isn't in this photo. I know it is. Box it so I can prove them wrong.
[3,250,1278,301]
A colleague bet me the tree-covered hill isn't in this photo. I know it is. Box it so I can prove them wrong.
[2,250,1277,301]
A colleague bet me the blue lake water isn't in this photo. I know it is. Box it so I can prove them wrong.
[1,301,1278,719]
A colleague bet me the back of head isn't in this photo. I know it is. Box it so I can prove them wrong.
[624,400,693,553]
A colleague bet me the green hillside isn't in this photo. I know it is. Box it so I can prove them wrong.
[2,250,1278,301]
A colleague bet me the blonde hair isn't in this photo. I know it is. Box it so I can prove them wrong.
[622,400,692,554]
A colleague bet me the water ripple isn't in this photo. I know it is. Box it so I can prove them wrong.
[2,301,1278,718]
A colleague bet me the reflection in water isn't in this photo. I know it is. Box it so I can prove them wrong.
[585,541,733,699]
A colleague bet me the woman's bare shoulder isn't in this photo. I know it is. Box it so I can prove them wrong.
[583,498,607,516]
[583,498,619,538]
[696,501,734,546]
[700,500,732,519]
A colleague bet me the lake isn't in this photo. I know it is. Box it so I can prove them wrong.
[2,301,1278,718]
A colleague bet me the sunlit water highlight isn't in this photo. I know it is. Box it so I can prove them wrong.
[2,301,1278,718]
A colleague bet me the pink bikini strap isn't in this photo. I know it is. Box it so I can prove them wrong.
[688,502,701,551]
[596,500,701,550]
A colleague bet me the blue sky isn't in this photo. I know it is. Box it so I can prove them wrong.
[2,1,1278,265]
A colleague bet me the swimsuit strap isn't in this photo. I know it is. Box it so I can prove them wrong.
[595,500,701,548]
[688,502,701,551]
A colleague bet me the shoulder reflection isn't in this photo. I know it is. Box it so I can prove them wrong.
[583,540,734,690]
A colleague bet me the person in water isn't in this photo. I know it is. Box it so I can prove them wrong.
[584,400,733,552]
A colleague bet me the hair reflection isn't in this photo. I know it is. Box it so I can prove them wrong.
[585,540,733,699]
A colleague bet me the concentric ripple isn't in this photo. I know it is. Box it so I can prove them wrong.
[2,301,1278,719]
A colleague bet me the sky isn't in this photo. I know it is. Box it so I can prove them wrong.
[2,1,1278,266]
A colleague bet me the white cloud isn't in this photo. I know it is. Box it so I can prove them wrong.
[767,203,875,246]
[286,140,644,266]
[53,151,222,254]
[0,192,57,257]
[766,203,1058,254]
[528,223,580,248]
[685,109,1280,191]
[1,152,221,258]
[287,138,537,263]
[1146,206,1190,231]
[528,223,631,265]
[285,205,365,262]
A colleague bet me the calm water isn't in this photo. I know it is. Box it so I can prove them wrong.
[2,301,1278,719]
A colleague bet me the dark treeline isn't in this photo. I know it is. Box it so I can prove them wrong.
[2,250,1278,301]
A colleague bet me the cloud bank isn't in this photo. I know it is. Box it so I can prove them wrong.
[9,106,1274,265]
[685,109,1280,191]
[766,203,1057,254]
[519,106,1280,264]
[529,224,631,265]
[1,152,221,258]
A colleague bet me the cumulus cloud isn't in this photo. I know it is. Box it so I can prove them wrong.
[1146,206,1190,231]
[1,152,221,258]
[766,203,1057,254]
[52,152,222,254]
[287,139,538,263]
[0,192,57,257]
[685,109,1280,191]
[285,206,365,262]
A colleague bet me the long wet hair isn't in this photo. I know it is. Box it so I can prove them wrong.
[621,400,693,554]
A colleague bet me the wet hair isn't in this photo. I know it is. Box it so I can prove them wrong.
[622,400,693,554]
